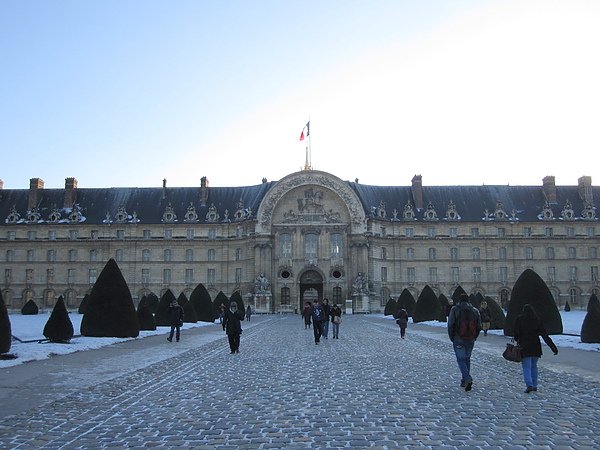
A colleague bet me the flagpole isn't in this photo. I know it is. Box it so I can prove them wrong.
[308,116,312,170]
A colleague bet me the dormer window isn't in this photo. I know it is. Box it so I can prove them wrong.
[115,205,128,223]
[163,204,177,223]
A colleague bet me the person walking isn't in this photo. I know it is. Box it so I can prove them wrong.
[448,293,482,391]
[167,299,184,342]
[321,298,331,339]
[245,305,252,321]
[302,302,312,329]
[330,303,342,339]
[219,303,226,331]
[311,299,325,345]
[396,307,409,339]
[514,304,558,393]
[223,301,244,354]
[479,301,492,336]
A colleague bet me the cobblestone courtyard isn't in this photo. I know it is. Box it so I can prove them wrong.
[1,315,598,449]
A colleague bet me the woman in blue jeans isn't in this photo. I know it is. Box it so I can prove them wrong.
[514,304,558,393]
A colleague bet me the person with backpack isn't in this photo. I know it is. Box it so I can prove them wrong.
[311,299,325,345]
[447,293,482,391]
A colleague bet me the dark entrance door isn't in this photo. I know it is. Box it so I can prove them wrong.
[299,270,323,311]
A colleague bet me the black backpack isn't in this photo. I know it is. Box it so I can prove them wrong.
[457,307,478,340]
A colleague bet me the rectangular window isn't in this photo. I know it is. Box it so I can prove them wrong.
[497,227,505,238]
[115,249,123,262]
[567,227,575,237]
[235,268,242,284]
[547,266,556,282]
[471,228,479,238]
[331,234,343,259]
[473,267,481,284]
[68,269,76,284]
[427,227,436,238]
[590,247,598,259]
[568,247,577,259]
[281,287,291,305]
[546,247,555,259]
[592,266,599,282]
[47,249,56,262]
[69,249,77,262]
[116,229,125,239]
[69,230,78,240]
[381,247,387,260]
[523,227,532,237]
[380,226,386,236]
[8,231,16,240]
[164,249,172,262]
[332,286,342,304]
[142,269,150,285]
[450,247,458,261]
[304,234,318,259]
[235,248,242,261]
[208,229,216,239]
[89,269,97,285]
[570,266,577,282]
[280,234,292,258]
[451,267,459,284]
[47,269,54,284]
[428,248,436,260]
[406,248,415,260]
[27,249,35,262]
[163,268,172,284]
[48,230,56,240]
[5,269,11,284]
[472,248,480,260]
[27,230,37,240]
[143,229,151,240]
[498,247,507,260]
[90,249,98,262]
[185,269,194,284]
[449,227,458,238]
[587,227,596,237]
[429,267,438,283]
[187,229,194,239]
[405,228,413,238]
[208,249,216,261]
[26,269,33,283]
[207,268,216,284]
[545,227,553,237]
[407,267,415,284]
[499,267,508,283]
[142,249,151,262]
[164,229,173,239]
[381,266,388,282]
[91,230,99,239]
[6,250,14,262]
[525,247,534,260]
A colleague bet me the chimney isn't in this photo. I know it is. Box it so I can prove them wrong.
[542,176,557,203]
[578,176,593,205]
[200,176,209,206]
[162,178,167,200]
[0,179,3,190]
[28,178,44,209]
[63,177,78,207]
[411,175,423,210]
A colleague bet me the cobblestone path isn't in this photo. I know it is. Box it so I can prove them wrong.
[0,315,598,449]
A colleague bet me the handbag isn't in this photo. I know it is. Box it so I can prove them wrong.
[333,316,342,325]
[503,340,522,362]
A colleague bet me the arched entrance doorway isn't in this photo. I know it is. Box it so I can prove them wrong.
[299,269,323,311]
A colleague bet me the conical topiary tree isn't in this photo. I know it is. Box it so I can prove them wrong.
[177,292,188,307]
[230,291,245,319]
[581,294,600,343]
[504,268,563,336]
[451,285,467,304]
[483,296,505,330]
[472,292,484,309]
[397,289,416,317]
[156,289,177,326]
[43,296,74,343]
[80,258,140,338]
[190,283,214,323]
[78,294,90,314]
[413,285,441,323]
[213,291,229,320]
[564,301,571,312]
[147,292,159,314]
[0,290,12,355]
[21,299,39,315]
[384,297,397,316]
[136,295,157,331]
[437,294,450,322]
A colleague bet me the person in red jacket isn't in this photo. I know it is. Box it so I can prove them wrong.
[514,304,558,393]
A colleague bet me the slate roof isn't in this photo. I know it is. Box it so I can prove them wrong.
[0,179,597,225]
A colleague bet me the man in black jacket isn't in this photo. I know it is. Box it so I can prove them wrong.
[167,299,184,342]
[224,301,244,354]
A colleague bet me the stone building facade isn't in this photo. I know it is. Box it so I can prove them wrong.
[0,170,598,312]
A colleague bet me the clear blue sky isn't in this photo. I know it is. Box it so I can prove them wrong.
[1,0,599,189]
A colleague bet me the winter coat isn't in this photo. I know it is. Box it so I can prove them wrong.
[168,304,184,327]
[311,304,325,323]
[447,301,482,341]
[224,308,244,336]
[396,309,409,328]
[479,307,492,323]
[322,303,331,321]
[330,305,342,323]
[514,311,558,358]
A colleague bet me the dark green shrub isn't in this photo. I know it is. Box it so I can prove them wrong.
[472,292,484,309]
[190,283,214,323]
[78,294,90,314]
[80,258,140,338]
[177,292,188,307]
[136,295,157,331]
[413,285,441,323]
[564,301,571,312]
[397,289,416,317]
[43,296,74,342]
[0,291,11,354]
[21,299,39,315]
[504,268,562,336]
[384,297,397,316]
[451,285,467,303]
[581,294,600,343]
[146,293,159,314]
[438,294,450,322]
[156,289,177,326]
